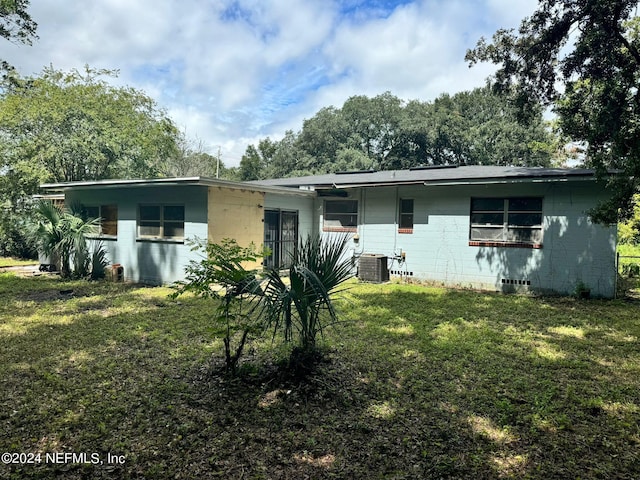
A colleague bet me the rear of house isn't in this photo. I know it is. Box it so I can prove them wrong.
[41,177,315,284]
[41,166,618,297]
[256,166,618,298]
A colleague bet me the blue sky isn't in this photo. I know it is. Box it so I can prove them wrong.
[0,0,538,167]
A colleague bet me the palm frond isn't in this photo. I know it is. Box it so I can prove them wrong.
[261,233,354,351]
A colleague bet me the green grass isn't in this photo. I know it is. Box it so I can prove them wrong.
[1,275,639,479]
[617,244,640,292]
[0,257,38,267]
[618,242,640,259]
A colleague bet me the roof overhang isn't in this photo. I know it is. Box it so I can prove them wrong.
[318,175,605,189]
[253,166,619,190]
[40,176,315,197]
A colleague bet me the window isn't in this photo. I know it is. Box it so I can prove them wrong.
[470,197,543,247]
[324,200,358,232]
[84,205,118,237]
[399,198,414,233]
[137,205,185,240]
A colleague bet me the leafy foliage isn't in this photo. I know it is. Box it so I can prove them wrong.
[618,194,640,244]
[0,208,37,258]
[262,234,353,370]
[170,238,264,375]
[0,0,37,74]
[240,88,560,180]
[0,65,181,256]
[466,1,640,223]
[34,200,107,279]
[89,240,109,280]
[0,65,179,185]
[164,132,238,179]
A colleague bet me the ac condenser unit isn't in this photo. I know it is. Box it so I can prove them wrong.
[358,254,389,283]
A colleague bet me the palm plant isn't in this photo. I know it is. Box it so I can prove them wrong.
[262,234,354,358]
[35,200,101,278]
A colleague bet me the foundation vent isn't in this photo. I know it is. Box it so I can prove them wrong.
[390,270,414,277]
[501,279,531,286]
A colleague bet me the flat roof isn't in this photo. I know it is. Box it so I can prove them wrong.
[40,176,315,197]
[252,165,610,189]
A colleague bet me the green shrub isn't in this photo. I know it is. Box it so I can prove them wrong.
[621,262,640,277]
[0,210,38,259]
[170,238,264,376]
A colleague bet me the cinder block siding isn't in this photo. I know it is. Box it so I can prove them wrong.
[65,185,209,285]
[318,181,616,297]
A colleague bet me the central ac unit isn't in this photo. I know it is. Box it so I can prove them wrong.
[358,254,389,283]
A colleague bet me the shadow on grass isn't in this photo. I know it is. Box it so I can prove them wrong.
[1,275,639,479]
[336,285,640,478]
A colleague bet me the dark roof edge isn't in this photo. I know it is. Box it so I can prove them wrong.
[40,176,315,197]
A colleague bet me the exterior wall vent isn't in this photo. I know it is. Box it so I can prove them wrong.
[358,254,390,283]
[501,279,531,286]
[390,270,414,277]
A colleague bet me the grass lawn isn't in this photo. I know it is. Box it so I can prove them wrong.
[0,257,38,267]
[1,274,639,479]
[618,243,640,264]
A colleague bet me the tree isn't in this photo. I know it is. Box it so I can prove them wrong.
[450,86,558,166]
[243,88,559,179]
[466,0,640,223]
[1,0,37,74]
[297,106,349,170]
[0,65,179,257]
[0,65,179,186]
[238,138,278,181]
[164,132,229,178]
[341,92,403,170]
[618,194,640,244]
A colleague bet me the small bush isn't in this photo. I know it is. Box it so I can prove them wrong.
[0,211,38,259]
[621,262,640,277]
[171,238,264,376]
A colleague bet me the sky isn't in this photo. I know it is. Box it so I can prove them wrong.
[0,0,538,167]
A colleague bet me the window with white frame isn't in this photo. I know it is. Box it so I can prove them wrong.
[84,204,118,237]
[469,197,543,246]
[137,205,185,240]
[323,200,358,231]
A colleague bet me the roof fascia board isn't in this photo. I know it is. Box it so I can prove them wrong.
[325,176,598,189]
[40,177,315,197]
[422,176,600,187]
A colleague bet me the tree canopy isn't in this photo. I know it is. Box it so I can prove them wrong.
[1,0,37,73]
[163,133,236,179]
[0,66,179,191]
[239,87,560,181]
[466,0,640,223]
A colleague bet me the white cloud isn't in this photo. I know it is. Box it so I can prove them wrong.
[0,0,540,167]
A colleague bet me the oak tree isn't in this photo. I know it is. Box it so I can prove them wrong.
[466,0,640,222]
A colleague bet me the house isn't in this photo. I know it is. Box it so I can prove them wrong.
[41,165,618,297]
[253,166,618,298]
[40,177,315,284]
